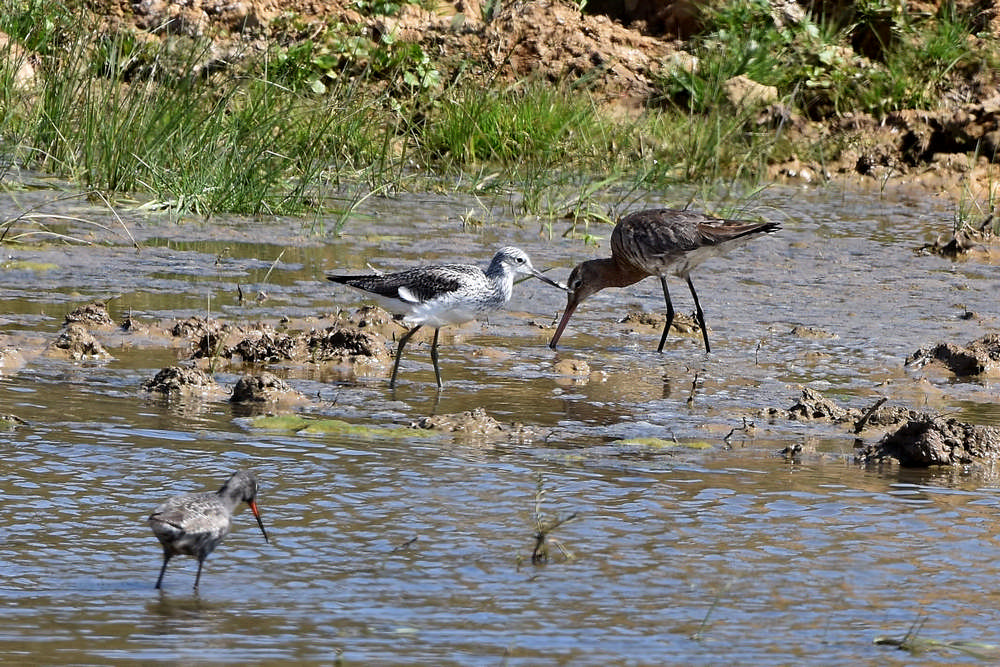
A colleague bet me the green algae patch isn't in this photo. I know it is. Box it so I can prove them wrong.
[2,260,60,272]
[612,437,713,450]
[249,414,425,438]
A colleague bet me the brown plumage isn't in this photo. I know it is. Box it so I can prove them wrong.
[549,208,780,353]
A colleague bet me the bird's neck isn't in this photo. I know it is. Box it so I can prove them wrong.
[593,258,647,289]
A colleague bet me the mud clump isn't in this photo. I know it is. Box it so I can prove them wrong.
[782,387,854,423]
[411,407,504,435]
[0,345,26,373]
[858,415,1000,467]
[142,365,218,394]
[51,323,112,360]
[411,408,542,443]
[64,301,114,328]
[789,325,836,339]
[619,310,702,335]
[171,316,227,341]
[229,327,301,363]
[553,358,591,377]
[772,387,918,430]
[306,326,390,365]
[906,333,1000,376]
[772,388,1000,467]
[230,371,306,404]
[346,305,397,330]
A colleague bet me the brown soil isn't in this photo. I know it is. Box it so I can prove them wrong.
[905,333,1000,376]
[230,371,308,404]
[859,415,1000,466]
[142,365,223,396]
[49,323,112,361]
[71,0,1000,202]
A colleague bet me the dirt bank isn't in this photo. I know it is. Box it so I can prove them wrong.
[68,0,1000,205]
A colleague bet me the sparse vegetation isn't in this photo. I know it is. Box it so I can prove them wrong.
[1,1,999,223]
[526,474,577,564]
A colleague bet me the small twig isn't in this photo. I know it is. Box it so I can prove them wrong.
[261,249,285,285]
[530,474,579,564]
[723,417,755,445]
[686,371,699,405]
[390,536,418,552]
[854,397,887,434]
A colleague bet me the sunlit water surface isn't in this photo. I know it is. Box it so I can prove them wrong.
[2,182,999,664]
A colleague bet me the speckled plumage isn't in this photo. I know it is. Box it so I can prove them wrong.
[549,208,780,353]
[329,246,563,387]
[149,470,269,591]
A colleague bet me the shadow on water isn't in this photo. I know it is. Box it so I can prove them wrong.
[2,184,999,664]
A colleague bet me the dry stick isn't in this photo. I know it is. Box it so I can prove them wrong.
[261,249,286,285]
[686,371,700,405]
[89,189,141,250]
[2,190,140,249]
[853,397,887,434]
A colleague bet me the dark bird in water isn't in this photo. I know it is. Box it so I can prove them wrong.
[549,208,780,353]
[149,470,269,591]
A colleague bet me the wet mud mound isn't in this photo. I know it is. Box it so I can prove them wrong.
[49,323,112,361]
[858,415,1000,467]
[230,372,307,404]
[0,345,26,374]
[411,407,505,435]
[776,387,917,430]
[772,388,1000,467]
[228,326,301,363]
[142,365,222,397]
[411,407,540,442]
[906,333,1000,376]
[168,311,393,377]
[64,300,115,328]
[619,310,702,337]
[306,326,389,366]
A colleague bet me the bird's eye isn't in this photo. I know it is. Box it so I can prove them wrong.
[516,256,525,263]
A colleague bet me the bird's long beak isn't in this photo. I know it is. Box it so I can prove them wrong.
[529,268,568,291]
[248,500,270,544]
[548,293,579,349]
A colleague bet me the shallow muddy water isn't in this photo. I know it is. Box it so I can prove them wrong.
[2,182,1000,664]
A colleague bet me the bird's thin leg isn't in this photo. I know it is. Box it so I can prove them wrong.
[194,559,204,591]
[686,275,711,353]
[390,325,422,388]
[154,554,170,589]
[657,276,675,353]
[430,328,442,388]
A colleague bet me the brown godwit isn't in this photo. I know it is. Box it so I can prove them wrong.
[149,470,270,591]
[549,208,780,353]
[328,246,564,388]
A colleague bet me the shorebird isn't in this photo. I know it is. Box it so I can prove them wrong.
[549,208,780,353]
[149,470,269,591]
[328,246,564,388]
